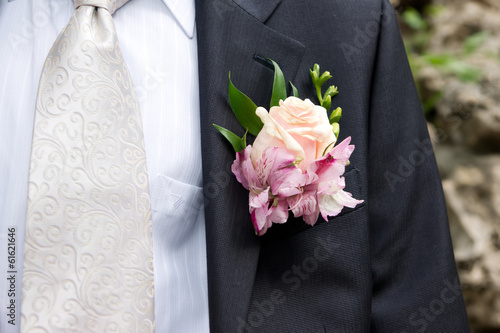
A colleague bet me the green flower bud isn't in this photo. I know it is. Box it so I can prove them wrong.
[313,63,320,75]
[322,95,332,111]
[332,122,340,138]
[323,85,338,99]
[319,71,332,86]
[329,107,342,124]
[310,69,319,85]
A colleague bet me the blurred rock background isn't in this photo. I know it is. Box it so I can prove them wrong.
[390,0,500,331]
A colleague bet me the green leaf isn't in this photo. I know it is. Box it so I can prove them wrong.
[464,32,489,55]
[213,124,245,152]
[402,7,427,31]
[422,91,442,114]
[329,107,342,124]
[269,59,287,108]
[421,54,482,83]
[240,129,248,149]
[290,81,299,98]
[424,4,445,17]
[422,53,454,66]
[453,65,482,83]
[228,72,263,136]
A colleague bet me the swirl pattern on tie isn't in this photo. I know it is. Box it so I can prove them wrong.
[21,2,154,332]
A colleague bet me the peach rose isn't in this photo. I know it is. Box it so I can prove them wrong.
[250,97,336,171]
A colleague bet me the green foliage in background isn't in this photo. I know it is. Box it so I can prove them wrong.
[402,6,486,114]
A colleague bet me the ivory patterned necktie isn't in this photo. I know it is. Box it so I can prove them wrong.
[21,1,155,331]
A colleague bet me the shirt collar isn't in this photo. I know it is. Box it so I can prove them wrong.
[161,0,196,39]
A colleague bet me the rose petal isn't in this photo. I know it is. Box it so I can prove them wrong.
[315,130,337,160]
[286,122,333,142]
[274,97,317,125]
[254,107,305,164]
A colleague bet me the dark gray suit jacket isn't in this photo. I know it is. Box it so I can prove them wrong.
[195,0,470,332]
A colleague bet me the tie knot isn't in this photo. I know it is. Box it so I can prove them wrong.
[74,0,130,14]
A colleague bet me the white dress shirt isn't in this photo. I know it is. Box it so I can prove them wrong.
[0,0,209,332]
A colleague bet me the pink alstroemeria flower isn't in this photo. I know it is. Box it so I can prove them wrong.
[232,137,363,235]
[290,137,364,224]
[232,145,305,235]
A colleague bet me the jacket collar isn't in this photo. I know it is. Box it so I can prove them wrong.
[233,0,281,22]
[161,0,281,39]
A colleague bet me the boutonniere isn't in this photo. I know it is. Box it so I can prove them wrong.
[214,60,363,235]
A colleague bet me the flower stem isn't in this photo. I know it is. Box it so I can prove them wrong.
[316,84,323,105]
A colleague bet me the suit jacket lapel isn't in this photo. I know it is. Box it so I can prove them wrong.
[195,0,304,331]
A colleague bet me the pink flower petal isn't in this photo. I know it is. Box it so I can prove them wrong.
[249,186,270,209]
[328,136,354,164]
[319,189,364,221]
[255,147,296,185]
[232,146,260,190]
[318,194,344,220]
[335,189,364,209]
[289,189,318,221]
[303,209,320,226]
[233,132,362,235]
[268,199,289,224]
[269,166,305,198]
[306,137,354,183]
[251,208,268,236]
